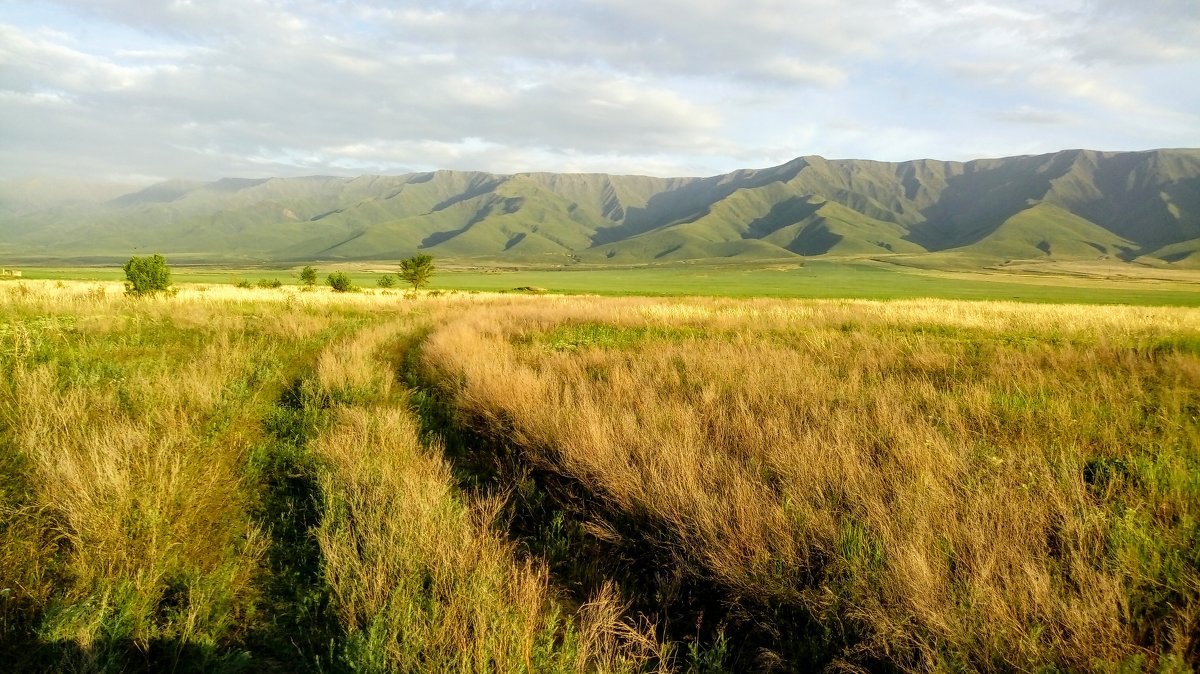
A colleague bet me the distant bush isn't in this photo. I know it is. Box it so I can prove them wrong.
[299,265,318,287]
[327,272,355,293]
[123,254,172,296]
[234,278,253,289]
[256,278,283,289]
[376,274,396,289]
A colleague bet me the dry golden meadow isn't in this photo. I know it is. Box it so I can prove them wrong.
[1,280,1197,672]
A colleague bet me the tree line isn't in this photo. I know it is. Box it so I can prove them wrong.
[123,254,435,296]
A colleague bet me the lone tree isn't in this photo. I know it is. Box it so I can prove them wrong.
[398,254,435,293]
[299,265,318,288]
[123,254,172,296]
[327,271,355,292]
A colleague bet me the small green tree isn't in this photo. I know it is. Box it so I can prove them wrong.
[377,274,396,289]
[398,254,435,293]
[327,271,355,292]
[299,265,318,288]
[123,254,172,296]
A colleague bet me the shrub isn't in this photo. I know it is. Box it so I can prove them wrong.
[299,265,318,287]
[327,272,355,293]
[376,274,395,289]
[234,278,253,289]
[256,278,283,289]
[123,254,172,296]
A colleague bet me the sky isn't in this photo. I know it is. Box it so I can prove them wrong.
[1,0,1198,183]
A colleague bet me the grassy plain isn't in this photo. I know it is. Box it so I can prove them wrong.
[1,279,1198,672]
[0,282,661,673]
[422,297,1200,671]
[14,258,1200,305]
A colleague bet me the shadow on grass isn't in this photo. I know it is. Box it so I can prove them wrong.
[2,590,262,673]
[244,377,346,672]
[0,632,255,673]
[0,377,353,673]
[397,338,859,674]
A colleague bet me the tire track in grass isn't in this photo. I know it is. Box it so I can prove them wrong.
[399,332,753,673]
[305,319,668,673]
[245,376,346,672]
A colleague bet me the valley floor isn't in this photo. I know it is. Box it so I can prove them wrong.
[2,280,1198,672]
[11,257,1200,306]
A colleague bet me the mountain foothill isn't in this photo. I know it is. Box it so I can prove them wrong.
[2,148,1198,268]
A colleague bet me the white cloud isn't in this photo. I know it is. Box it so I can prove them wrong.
[991,106,1075,126]
[0,0,1196,180]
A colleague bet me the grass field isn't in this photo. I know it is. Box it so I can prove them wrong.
[2,280,1198,672]
[12,258,1200,306]
[0,282,663,673]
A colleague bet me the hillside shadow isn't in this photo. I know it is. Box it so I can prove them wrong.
[743,197,822,240]
[427,177,504,214]
[420,196,523,249]
[503,232,527,250]
[592,158,811,246]
[788,225,843,255]
[653,243,684,259]
[907,152,1078,251]
[740,198,847,255]
[209,177,271,192]
[309,208,344,222]
[1081,167,1200,246]
[107,182,198,207]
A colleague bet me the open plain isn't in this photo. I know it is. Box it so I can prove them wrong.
[2,277,1197,672]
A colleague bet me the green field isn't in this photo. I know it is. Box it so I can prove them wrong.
[13,259,1200,306]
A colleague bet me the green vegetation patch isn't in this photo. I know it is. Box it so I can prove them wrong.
[528,321,709,351]
[1134,333,1200,358]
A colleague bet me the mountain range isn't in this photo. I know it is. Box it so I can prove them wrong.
[2,148,1198,267]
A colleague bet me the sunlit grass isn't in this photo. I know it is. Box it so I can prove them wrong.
[422,295,1200,671]
[0,281,660,672]
[4,280,1199,672]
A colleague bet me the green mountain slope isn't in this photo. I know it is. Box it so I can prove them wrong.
[1139,238,1200,268]
[2,149,1198,266]
[957,203,1137,261]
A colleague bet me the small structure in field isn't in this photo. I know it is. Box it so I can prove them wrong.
[0,268,21,278]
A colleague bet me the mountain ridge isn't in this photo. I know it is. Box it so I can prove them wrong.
[2,148,1199,267]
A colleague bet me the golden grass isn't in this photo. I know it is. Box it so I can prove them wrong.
[0,280,677,669]
[0,294,319,659]
[0,281,367,666]
[6,279,1198,671]
[422,296,1200,671]
[309,321,667,672]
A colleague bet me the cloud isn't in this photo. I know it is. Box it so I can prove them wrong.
[0,0,1196,180]
[1065,0,1200,65]
[991,106,1075,126]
